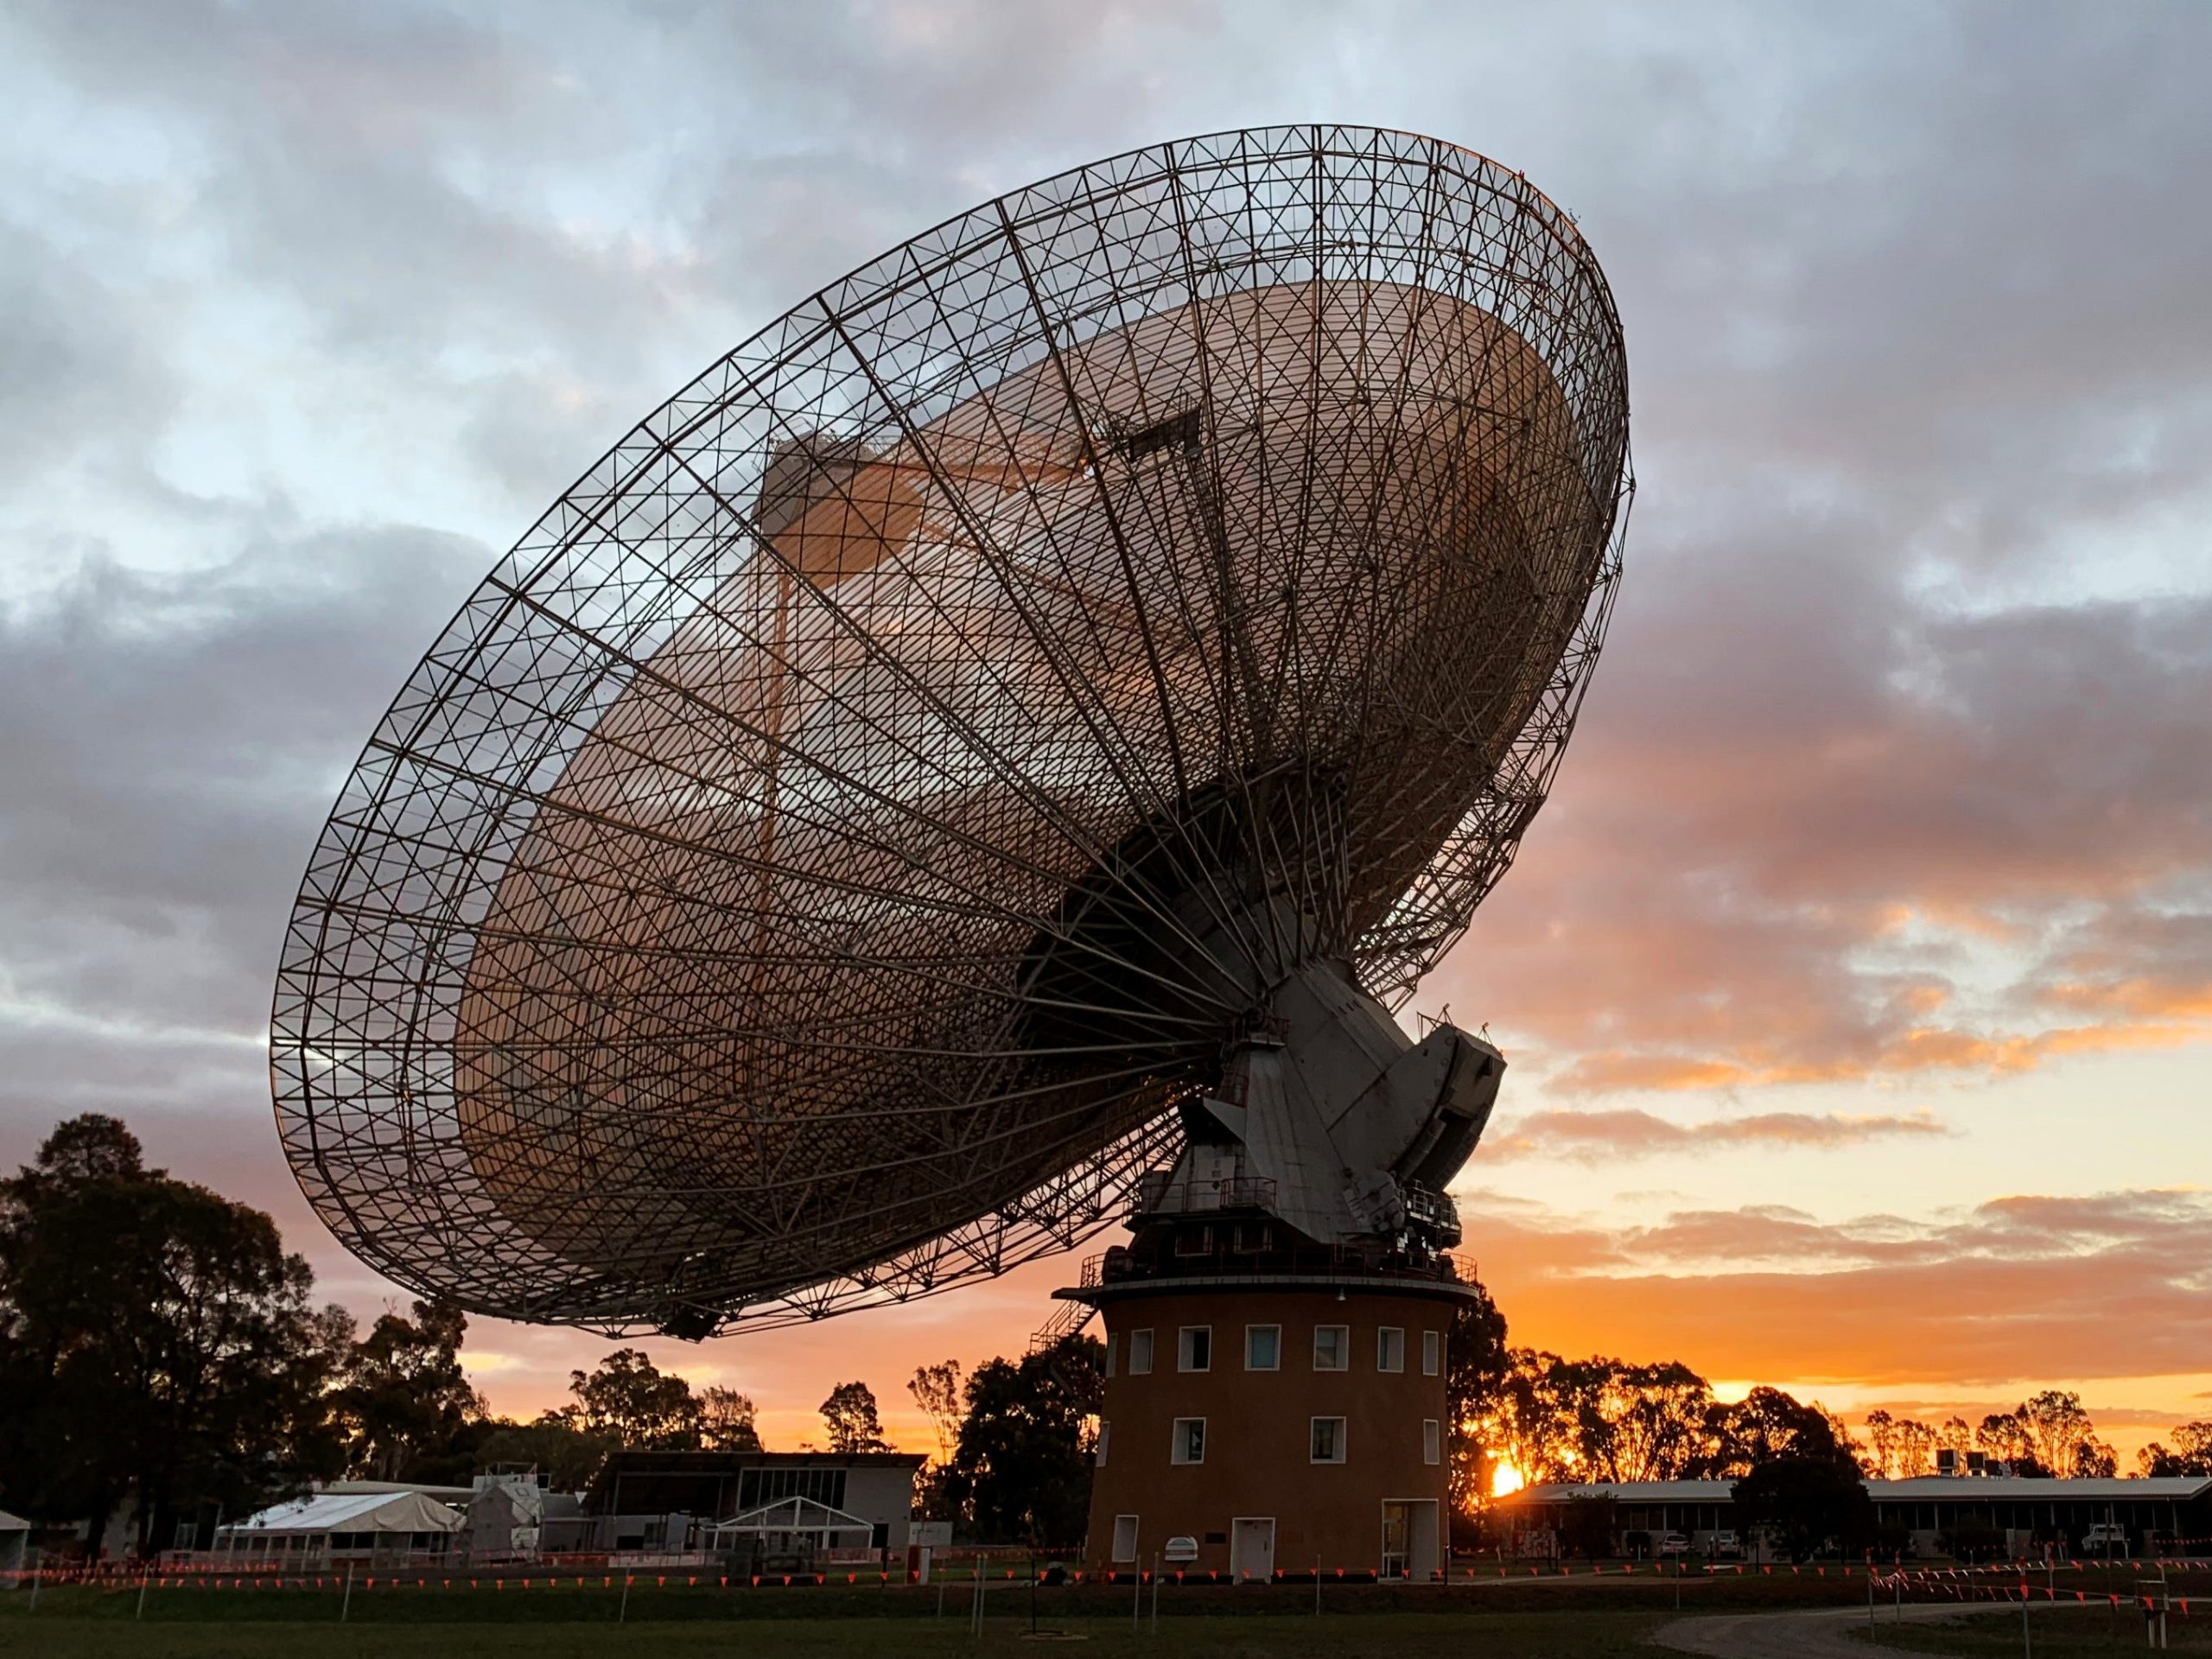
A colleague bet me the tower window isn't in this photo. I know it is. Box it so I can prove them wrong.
[1421,1330,1441,1376]
[1377,1327,1405,1372]
[1423,1419,1441,1465]
[1129,1329,1154,1375]
[1313,1325,1349,1371]
[1245,1325,1281,1370]
[1179,1326,1211,1372]
[1310,1416,1347,1464]
[1171,1418,1206,1465]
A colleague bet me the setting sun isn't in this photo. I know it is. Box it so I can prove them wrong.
[1492,1461,1527,1497]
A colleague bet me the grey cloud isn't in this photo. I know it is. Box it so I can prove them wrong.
[0,0,2208,1354]
[0,516,486,1037]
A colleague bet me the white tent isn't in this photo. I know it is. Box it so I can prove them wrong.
[0,1510,29,1574]
[217,1490,463,1563]
[709,1495,874,1553]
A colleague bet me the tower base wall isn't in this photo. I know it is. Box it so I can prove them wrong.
[1079,1280,1458,1580]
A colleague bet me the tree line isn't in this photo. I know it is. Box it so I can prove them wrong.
[0,1114,1102,1554]
[1440,1280,2187,1518]
[3,1113,2204,1558]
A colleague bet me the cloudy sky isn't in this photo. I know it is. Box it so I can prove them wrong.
[4,0,2208,1457]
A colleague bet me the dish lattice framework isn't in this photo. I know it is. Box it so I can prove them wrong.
[271,124,1631,1336]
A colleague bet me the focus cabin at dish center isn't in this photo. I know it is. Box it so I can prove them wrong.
[1063,1232,1472,1580]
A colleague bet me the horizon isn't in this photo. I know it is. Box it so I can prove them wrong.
[2,2,2206,1475]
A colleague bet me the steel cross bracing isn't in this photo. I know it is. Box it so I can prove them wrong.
[270,124,1631,1336]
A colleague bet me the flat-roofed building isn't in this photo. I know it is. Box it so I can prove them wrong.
[580,1449,925,1555]
[1509,1475,2212,1559]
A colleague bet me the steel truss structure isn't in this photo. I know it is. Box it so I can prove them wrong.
[271,125,1631,1337]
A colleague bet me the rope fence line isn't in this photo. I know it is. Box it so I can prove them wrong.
[6,1555,2209,1596]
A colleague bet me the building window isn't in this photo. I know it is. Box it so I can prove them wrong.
[1106,1333,1118,1378]
[1313,1325,1349,1371]
[1310,1416,1347,1464]
[1097,1421,1110,1465]
[1245,1324,1281,1370]
[1172,1418,1207,1465]
[1377,1327,1405,1372]
[1423,1419,1441,1465]
[1129,1328,1154,1375]
[1111,1515,1140,1563]
[1179,1325,1211,1372]
[1421,1330,1441,1376]
[737,1467,848,1510]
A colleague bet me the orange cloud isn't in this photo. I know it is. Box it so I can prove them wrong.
[1460,1185,2212,1391]
[1422,569,2212,1098]
[1484,1107,1948,1161]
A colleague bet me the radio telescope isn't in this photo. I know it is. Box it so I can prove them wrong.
[271,126,1630,1339]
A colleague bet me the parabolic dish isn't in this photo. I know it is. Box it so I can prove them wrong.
[271,125,1630,1336]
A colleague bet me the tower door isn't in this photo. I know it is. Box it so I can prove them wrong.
[1381,1501,1408,1578]
[1110,1515,1140,1564]
[1230,1516,1275,1581]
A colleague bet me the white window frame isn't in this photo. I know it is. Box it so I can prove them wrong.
[1244,1323,1281,1371]
[1421,1330,1441,1376]
[1179,1325,1211,1373]
[1129,1328,1154,1376]
[1376,1326,1405,1373]
[1171,1416,1207,1465]
[1313,1324,1350,1372]
[1423,1418,1441,1465]
[1310,1415,1348,1464]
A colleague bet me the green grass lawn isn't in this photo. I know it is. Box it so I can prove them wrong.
[0,1605,1674,1658]
[1,1566,2197,1658]
[1847,1604,2212,1654]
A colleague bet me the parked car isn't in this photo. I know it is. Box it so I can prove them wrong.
[1712,1530,1743,1560]
[2082,1523,2127,1554]
[1656,1532,1691,1558]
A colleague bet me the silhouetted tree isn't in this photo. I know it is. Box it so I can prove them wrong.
[477,1420,614,1490]
[0,1116,346,1556]
[1698,1387,1858,1478]
[1443,1280,1510,1523]
[908,1360,965,1463]
[328,1299,486,1482]
[2139,1422,2212,1478]
[1732,1457,1872,1562]
[819,1380,890,1452]
[554,1349,702,1447]
[701,1386,763,1452]
[1559,1491,1618,1560]
[942,1335,1101,1544]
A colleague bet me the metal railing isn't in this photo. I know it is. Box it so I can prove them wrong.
[1135,1173,1279,1215]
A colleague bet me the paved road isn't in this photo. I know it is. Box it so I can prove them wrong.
[1655,1597,2074,1657]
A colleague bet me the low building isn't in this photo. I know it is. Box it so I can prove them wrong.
[579,1449,925,1555]
[215,1489,465,1567]
[1508,1475,2212,1559]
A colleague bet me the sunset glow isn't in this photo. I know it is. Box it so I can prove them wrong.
[0,3,2205,1476]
